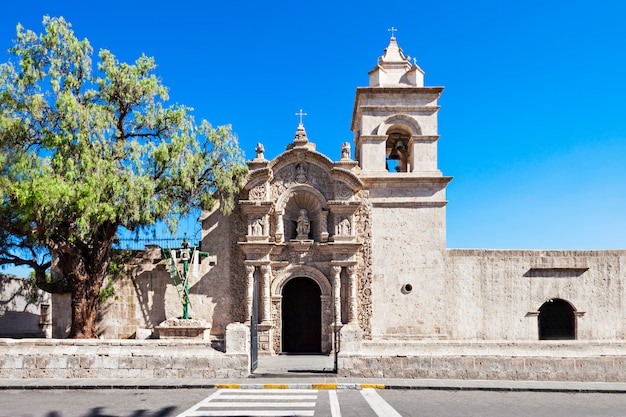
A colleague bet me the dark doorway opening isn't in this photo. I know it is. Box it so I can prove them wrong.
[282,277,322,353]
[539,298,576,340]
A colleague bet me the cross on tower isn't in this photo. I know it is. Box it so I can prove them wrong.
[388,26,397,38]
[295,109,308,124]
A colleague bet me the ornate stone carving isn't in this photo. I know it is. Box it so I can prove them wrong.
[271,298,281,353]
[294,163,308,184]
[296,209,310,240]
[338,217,351,236]
[251,216,264,236]
[354,199,373,338]
[335,182,353,200]
[249,185,265,201]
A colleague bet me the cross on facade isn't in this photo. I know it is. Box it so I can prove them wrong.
[388,26,397,38]
[295,109,308,124]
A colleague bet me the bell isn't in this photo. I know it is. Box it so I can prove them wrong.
[388,147,400,160]
[395,140,406,151]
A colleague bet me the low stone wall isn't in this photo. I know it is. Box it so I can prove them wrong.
[338,340,626,381]
[0,339,248,379]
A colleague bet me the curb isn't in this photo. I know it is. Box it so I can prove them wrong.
[3,381,626,393]
[215,383,385,390]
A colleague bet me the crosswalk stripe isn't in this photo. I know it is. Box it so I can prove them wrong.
[186,411,315,417]
[177,388,319,417]
[217,394,317,400]
[220,388,318,393]
[329,390,342,417]
[201,401,316,407]
[360,388,403,417]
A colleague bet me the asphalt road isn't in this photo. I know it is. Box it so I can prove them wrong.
[2,388,626,417]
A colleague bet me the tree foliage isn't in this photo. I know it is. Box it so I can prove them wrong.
[0,17,247,338]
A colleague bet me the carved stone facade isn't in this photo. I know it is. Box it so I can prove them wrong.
[231,121,365,354]
[54,36,626,357]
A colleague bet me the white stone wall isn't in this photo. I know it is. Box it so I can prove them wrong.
[442,249,626,340]
[0,339,247,379]
[0,275,50,338]
[339,340,626,381]
[366,239,626,342]
[368,205,447,339]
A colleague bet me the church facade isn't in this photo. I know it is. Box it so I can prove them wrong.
[52,37,626,359]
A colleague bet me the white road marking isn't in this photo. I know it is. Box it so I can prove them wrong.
[175,390,222,417]
[360,388,403,417]
[186,411,314,416]
[329,389,342,417]
[217,394,317,400]
[177,388,318,417]
[202,401,316,407]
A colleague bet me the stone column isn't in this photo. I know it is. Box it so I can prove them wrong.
[260,264,272,324]
[275,212,284,243]
[320,209,329,242]
[245,265,255,324]
[348,265,358,323]
[332,265,342,325]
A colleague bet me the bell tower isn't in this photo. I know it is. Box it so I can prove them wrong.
[351,35,451,250]
[351,34,452,339]
[352,35,444,176]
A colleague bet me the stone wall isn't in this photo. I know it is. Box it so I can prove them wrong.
[0,275,51,338]
[52,245,228,340]
[0,339,248,379]
[443,249,626,340]
[338,340,626,381]
[364,247,626,341]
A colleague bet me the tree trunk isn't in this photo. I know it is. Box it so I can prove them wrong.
[57,222,118,339]
[69,275,102,338]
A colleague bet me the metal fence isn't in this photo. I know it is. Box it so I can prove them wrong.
[113,236,201,250]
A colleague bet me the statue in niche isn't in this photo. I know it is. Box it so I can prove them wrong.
[338,217,351,236]
[341,142,351,160]
[252,217,263,236]
[294,163,308,184]
[296,209,310,239]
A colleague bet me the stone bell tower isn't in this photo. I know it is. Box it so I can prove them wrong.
[351,35,452,340]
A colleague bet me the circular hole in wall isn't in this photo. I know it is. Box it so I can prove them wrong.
[402,283,413,294]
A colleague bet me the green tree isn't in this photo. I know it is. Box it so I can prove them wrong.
[0,17,247,338]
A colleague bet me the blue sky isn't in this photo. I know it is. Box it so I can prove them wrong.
[2,0,626,274]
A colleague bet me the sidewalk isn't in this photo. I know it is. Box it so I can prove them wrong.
[2,376,626,393]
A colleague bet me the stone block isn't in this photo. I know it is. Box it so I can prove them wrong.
[361,367,383,378]
[68,368,101,378]
[202,368,217,378]
[43,355,68,369]
[1,355,23,369]
[225,322,249,354]
[118,356,147,369]
[339,322,362,353]
[91,354,117,369]
[66,355,81,369]
[79,355,95,369]
[169,356,190,370]
[22,356,36,369]
[135,328,153,340]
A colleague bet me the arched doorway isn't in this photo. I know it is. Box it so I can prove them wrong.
[282,277,322,353]
[538,298,576,340]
